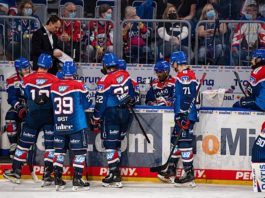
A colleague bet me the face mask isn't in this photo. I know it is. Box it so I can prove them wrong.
[206,10,216,19]
[105,13,112,20]
[68,11,76,18]
[23,8,32,16]
[245,13,253,20]
[168,13,177,19]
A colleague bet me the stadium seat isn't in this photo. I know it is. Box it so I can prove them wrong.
[32,0,48,24]
[132,0,157,19]
[59,0,84,18]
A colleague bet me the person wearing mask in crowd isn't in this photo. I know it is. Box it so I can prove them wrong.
[87,4,114,62]
[232,3,265,66]
[7,0,41,60]
[197,3,228,65]
[122,6,150,63]
[57,2,82,62]
[157,4,193,60]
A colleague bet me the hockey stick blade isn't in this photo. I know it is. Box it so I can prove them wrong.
[150,72,207,172]
[233,71,247,97]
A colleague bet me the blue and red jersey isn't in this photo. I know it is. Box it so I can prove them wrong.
[174,69,198,121]
[249,66,265,110]
[51,79,92,134]
[93,70,135,119]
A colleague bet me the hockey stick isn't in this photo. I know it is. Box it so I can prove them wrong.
[233,71,247,97]
[129,106,151,144]
[150,72,207,172]
[27,144,38,182]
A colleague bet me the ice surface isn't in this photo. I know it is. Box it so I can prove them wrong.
[0,180,260,198]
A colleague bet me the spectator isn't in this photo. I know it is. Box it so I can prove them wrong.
[31,15,62,74]
[231,4,265,66]
[57,2,82,62]
[157,4,193,60]
[0,0,17,16]
[0,0,17,58]
[197,3,228,65]
[7,0,41,60]
[86,4,114,62]
[123,6,151,63]
[167,0,197,20]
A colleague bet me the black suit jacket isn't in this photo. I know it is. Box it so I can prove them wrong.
[31,26,60,74]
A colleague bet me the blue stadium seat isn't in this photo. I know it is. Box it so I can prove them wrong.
[32,0,48,24]
[132,0,157,19]
[59,0,84,18]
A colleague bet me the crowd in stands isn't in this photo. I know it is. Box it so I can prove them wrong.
[1,0,265,66]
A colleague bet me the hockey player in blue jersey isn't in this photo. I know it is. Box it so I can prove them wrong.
[51,61,92,191]
[252,121,265,192]
[90,53,135,188]
[118,58,140,104]
[145,60,176,106]
[167,51,198,187]
[5,57,30,158]
[233,49,265,111]
[4,53,59,185]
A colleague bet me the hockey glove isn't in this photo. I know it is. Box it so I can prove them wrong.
[239,97,255,107]
[15,103,27,121]
[34,94,49,105]
[90,117,101,133]
[175,113,190,130]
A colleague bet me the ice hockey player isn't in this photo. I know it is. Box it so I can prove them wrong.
[251,121,265,192]
[5,57,30,159]
[3,53,58,185]
[118,58,140,104]
[90,53,135,188]
[165,51,198,187]
[233,49,265,111]
[145,60,175,106]
[50,61,92,191]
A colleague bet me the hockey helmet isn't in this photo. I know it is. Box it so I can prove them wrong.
[252,49,265,60]
[154,60,170,73]
[14,57,30,70]
[37,53,52,69]
[118,59,127,70]
[56,70,64,79]
[62,61,77,76]
[170,51,187,65]
[102,53,118,68]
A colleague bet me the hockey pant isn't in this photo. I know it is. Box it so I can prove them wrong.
[53,130,88,179]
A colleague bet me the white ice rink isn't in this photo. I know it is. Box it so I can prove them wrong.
[0,180,261,198]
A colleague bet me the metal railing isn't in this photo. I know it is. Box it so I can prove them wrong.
[195,20,265,66]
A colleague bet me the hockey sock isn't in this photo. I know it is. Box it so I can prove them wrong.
[73,155,86,179]
[13,146,29,171]
[180,148,194,172]
[106,149,120,171]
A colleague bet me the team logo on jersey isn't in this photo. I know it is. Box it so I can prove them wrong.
[97,84,104,91]
[58,86,68,92]
[83,84,89,91]
[181,76,189,83]
[36,79,47,85]
[250,76,256,84]
[116,75,124,83]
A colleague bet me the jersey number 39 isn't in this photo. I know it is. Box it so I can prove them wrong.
[54,97,73,115]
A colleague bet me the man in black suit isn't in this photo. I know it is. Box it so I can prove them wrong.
[32,15,62,74]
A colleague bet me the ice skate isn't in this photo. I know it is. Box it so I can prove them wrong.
[102,170,122,188]
[41,173,54,187]
[55,175,66,191]
[3,169,21,184]
[72,177,90,191]
[157,167,176,183]
[174,169,196,188]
